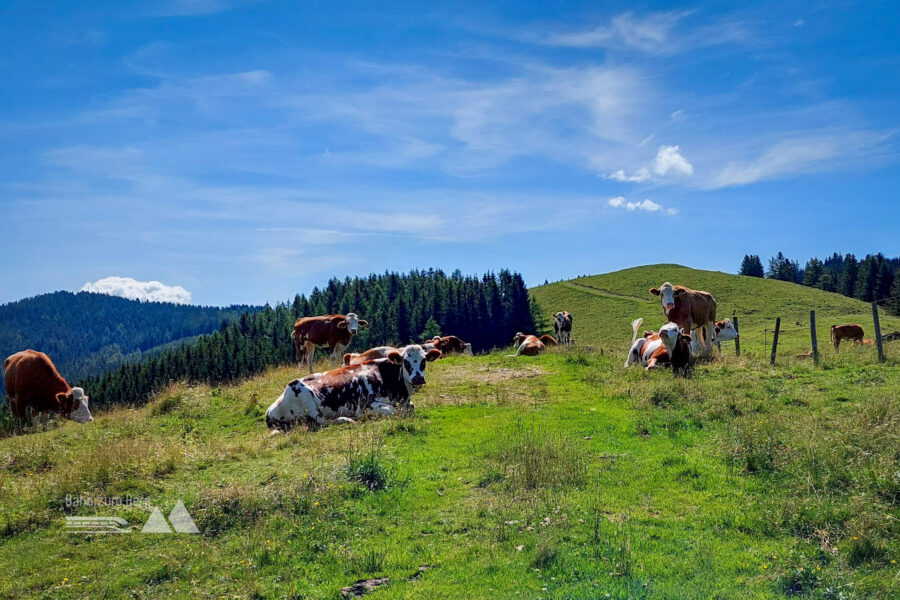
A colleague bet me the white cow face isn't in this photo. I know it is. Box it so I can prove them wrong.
[463,343,473,356]
[389,345,442,389]
[554,312,566,327]
[716,319,739,342]
[344,313,360,334]
[64,387,94,423]
[650,282,683,313]
[658,322,682,352]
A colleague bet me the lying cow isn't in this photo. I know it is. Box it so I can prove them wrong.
[883,331,900,343]
[344,345,402,366]
[429,335,474,357]
[539,335,559,346]
[292,313,368,373]
[830,324,864,352]
[553,312,573,345]
[266,344,441,430]
[650,282,717,357]
[691,318,739,355]
[508,333,545,356]
[625,318,693,374]
[3,350,93,423]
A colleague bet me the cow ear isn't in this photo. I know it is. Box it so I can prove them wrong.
[342,353,352,366]
[681,335,693,344]
[649,288,660,296]
[674,288,686,296]
[56,391,73,410]
[425,349,442,362]
[358,319,369,329]
[387,351,402,365]
[337,320,348,329]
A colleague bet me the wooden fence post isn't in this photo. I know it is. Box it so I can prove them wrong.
[732,315,741,357]
[872,302,885,363]
[770,318,781,366]
[810,310,819,365]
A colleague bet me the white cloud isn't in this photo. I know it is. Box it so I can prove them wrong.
[794,19,805,28]
[607,196,677,215]
[605,145,693,182]
[654,145,693,176]
[80,277,192,304]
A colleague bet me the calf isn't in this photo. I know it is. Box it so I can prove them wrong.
[691,318,739,355]
[649,282,717,357]
[553,312,573,345]
[624,319,693,375]
[830,324,864,352]
[292,313,368,373]
[508,333,545,356]
[267,344,441,430]
[3,350,93,423]
[430,335,473,356]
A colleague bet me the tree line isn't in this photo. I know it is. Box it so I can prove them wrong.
[76,269,541,406]
[739,252,900,314]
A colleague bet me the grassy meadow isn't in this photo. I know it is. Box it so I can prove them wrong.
[1,266,899,599]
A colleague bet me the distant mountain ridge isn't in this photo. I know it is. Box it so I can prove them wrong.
[0,291,258,398]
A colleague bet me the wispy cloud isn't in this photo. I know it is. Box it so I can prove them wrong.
[608,196,677,215]
[606,145,693,182]
[81,276,192,303]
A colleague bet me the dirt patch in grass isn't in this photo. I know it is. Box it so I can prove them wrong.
[438,364,546,386]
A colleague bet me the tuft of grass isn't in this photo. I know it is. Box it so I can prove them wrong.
[345,438,394,492]
[487,420,587,491]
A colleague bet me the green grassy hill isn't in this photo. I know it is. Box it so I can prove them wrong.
[531,264,900,357]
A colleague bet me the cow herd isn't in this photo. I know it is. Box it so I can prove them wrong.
[1,280,891,431]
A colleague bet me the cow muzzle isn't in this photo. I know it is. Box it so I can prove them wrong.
[411,375,426,388]
[664,303,675,311]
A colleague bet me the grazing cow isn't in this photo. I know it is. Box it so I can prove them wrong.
[649,282,717,357]
[553,312,573,345]
[691,318,739,355]
[266,345,441,430]
[830,324,864,351]
[3,350,93,423]
[539,335,559,346]
[624,318,693,374]
[430,335,474,357]
[508,333,545,357]
[292,313,368,373]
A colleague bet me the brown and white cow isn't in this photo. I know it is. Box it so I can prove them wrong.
[539,334,559,346]
[343,345,401,366]
[624,318,693,374]
[691,318,739,354]
[508,333,545,357]
[266,344,441,430]
[830,324,864,351]
[292,313,368,373]
[649,282,717,357]
[429,335,473,357]
[3,350,93,423]
[553,312,573,345]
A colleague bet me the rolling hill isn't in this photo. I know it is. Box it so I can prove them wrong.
[0,291,257,398]
[531,264,900,357]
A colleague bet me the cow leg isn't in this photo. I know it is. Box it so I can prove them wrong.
[334,417,357,424]
[331,343,347,364]
[305,342,316,373]
[368,400,395,417]
[705,321,715,357]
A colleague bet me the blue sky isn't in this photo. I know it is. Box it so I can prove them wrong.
[2,1,898,306]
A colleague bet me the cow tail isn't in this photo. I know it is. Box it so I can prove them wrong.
[630,318,643,348]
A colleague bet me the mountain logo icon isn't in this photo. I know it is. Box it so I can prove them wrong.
[141,500,200,534]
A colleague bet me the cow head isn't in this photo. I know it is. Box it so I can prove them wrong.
[463,342,473,356]
[715,319,739,342]
[512,332,527,346]
[554,312,567,326]
[387,344,442,390]
[338,312,368,334]
[658,322,690,353]
[649,282,685,313]
[57,387,93,423]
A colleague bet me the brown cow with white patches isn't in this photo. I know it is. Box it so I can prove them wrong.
[266,344,441,430]
[292,313,368,373]
[624,319,693,375]
[3,350,93,423]
[649,282,717,357]
[508,332,545,356]
[429,335,473,357]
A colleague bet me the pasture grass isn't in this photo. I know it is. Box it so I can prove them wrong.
[1,347,897,599]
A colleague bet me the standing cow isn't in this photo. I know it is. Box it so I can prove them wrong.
[292,313,368,373]
[830,324,864,352]
[553,312,573,346]
[649,282,717,357]
[3,350,93,423]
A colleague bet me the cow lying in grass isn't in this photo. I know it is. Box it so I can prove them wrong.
[508,333,545,356]
[266,344,441,430]
[625,318,693,375]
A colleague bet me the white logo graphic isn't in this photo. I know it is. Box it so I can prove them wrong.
[66,500,199,534]
[65,516,131,534]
